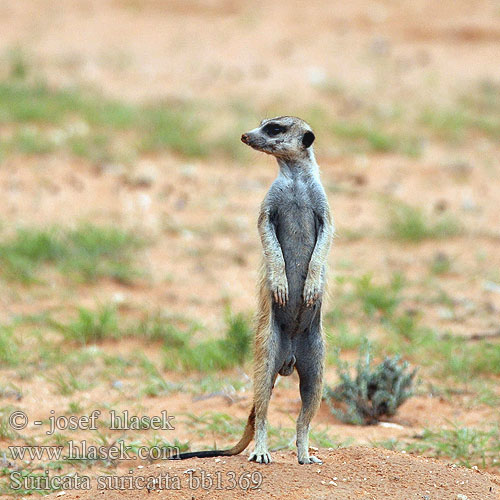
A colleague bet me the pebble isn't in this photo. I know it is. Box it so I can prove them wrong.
[129,160,159,187]
[99,163,127,176]
[307,66,327,86]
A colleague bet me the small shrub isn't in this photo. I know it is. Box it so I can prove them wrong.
[324,342,417,425]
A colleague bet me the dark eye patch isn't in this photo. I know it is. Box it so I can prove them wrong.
[263,123,287,137]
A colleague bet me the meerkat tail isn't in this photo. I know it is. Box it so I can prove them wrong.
[171,405,255,460]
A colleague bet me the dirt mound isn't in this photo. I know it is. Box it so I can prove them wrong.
[48,447,498,500]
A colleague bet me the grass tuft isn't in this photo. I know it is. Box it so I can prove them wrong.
[406,425,500,470]
[387,201,461,242]
[0,327,20,366]
[163,309,252,371]
[354,273,404,318]
[56,305,119,345]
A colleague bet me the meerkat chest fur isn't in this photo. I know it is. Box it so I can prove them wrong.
[269,174,321,306]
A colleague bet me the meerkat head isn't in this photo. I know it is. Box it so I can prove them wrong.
[241,116,315,159]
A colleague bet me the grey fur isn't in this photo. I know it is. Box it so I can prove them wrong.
[241,116,334,464]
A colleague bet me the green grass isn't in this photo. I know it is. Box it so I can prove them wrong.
[325,273,405,330]
[163,309,252,371]
[331,121,421,156]
[385,310,500,380]
[407,425,500,470]
[421,108,500,142]
[0,327,20,366]
[55,305,119,344]
[7,47,31,80]
[353,273,404,318]
[327,269,500,383]
[47,369,89,396]
[0,405,20,440]
[0,224,144,284]
[1,76,499,166]
[185,411,244,439]
[138,356,182,397]
[133,312,195,347]
[0,80,230,161]
[386,201,462,242]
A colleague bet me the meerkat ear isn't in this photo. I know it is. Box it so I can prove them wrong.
[302,131,315,148]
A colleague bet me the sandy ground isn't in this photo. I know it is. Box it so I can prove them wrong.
[43,448,500,500]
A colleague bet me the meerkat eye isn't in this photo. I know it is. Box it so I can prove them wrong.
[263,123,286,137]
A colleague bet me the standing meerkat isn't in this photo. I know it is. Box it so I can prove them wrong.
[173,116,334,464]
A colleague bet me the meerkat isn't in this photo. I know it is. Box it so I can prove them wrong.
[173,116,334,465]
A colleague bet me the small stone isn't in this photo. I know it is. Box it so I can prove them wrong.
[99,163,127,177]
[307,66,327,86]
[446,160,474,177]
[112,292,126,304]
[128,160,159,187]
[461,196,477,212]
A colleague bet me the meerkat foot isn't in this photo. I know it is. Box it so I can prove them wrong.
[298,454,322,465]
[248,448,272,464]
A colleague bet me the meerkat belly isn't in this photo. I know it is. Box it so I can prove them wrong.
[273,203,318,333]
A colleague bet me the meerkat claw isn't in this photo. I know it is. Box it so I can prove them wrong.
[298,455,322,465]
[249,451,272,464]
[273,284,288,307]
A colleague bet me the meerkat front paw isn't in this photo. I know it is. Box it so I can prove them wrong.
[269,273,288,306]
[248,448,273,464]
[303,274,322,307]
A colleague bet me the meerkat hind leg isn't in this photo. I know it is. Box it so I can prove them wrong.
[295,332,324,465]
[248,370,276,464]
[248,326,279,464]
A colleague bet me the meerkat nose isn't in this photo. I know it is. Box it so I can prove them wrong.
[241,133,250,144]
